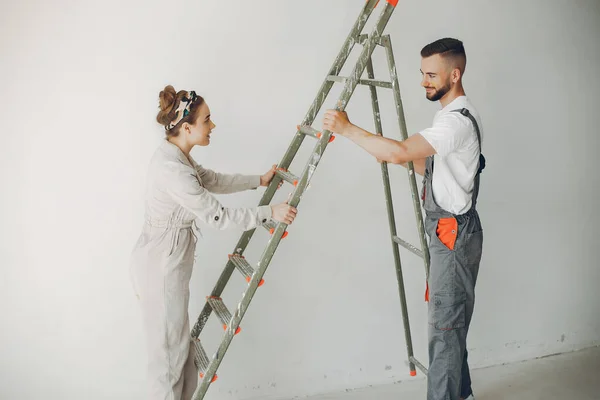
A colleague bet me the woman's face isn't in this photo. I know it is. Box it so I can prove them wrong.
[185,102,216,147]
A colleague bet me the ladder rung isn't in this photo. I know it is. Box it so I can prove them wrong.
[357,34,387,47]
[392,236,423,258]
[275,169,299,186]
[359,78,392,89]
[297,125,336,143]
[326,75,392,89]
[262,220,289,238]
[207,297,241,335]
[229,254,264,286]
[326,75,347,84]
[192,339,218,383]
[262,220,276,231]
[297,125,320,138]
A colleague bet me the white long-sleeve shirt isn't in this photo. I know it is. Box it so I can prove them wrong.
[143,139,272,231]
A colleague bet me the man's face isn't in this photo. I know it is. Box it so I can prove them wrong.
[420,54,453,102]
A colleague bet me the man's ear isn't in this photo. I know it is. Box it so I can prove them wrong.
[452,67,462,83]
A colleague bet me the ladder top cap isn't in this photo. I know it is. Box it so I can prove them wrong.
[386,0,398,6]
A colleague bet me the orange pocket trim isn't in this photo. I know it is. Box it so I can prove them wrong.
[436,217,457,250]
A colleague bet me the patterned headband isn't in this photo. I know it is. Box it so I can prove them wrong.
[166,90,198,130]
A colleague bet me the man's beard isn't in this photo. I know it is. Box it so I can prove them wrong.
[426,83,451,102]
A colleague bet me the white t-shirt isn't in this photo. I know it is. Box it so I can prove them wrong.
[419,96,483,215]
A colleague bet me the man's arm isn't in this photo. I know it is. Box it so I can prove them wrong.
[397,158,426,176]
[371,133,426,174]
[374,144,426,175]
[323,110,435,174]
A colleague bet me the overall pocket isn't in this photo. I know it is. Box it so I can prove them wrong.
[462,229,483,266]
[431,291,466,330]
[168,229,182,257]
[436,217,458,251]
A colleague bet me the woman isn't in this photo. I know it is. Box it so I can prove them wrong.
[130,85,297,399]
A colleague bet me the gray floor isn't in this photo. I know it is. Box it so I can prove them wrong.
[302,346,600,400]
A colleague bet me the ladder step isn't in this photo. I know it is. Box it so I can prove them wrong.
[297,124,320,138]
[192,339,218,383]
[229,254,264,286]
[392,236,424,258]
[326,75,392,89]
[297,125,335,143]
[357,33,386,47]
[275,168,299,186]
[262,220,289,238]
[207,297,241,335]
[326,75,346,84]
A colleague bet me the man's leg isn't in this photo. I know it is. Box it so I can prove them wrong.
[460,350,472,399]
[457,214,483,399]
[426,217,466,400]
[427,292,467,400]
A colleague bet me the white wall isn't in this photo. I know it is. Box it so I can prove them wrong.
[1,0,599,399]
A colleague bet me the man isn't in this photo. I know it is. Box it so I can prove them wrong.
[322,38,483,400]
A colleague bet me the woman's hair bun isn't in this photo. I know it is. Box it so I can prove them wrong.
[156,85,179,126]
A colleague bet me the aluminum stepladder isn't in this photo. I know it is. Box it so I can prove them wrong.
[365,29,431,380]
[190,1,427,398]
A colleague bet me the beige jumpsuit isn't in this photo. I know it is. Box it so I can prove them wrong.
[130,140,272,400]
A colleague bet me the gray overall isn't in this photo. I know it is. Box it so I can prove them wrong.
[422,108,484,400]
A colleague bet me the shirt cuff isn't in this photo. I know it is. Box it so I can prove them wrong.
[257,205,272,224]
[248,175,262,190]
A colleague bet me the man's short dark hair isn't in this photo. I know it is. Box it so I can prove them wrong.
[421,38,465,58]
[421,38,466,72]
